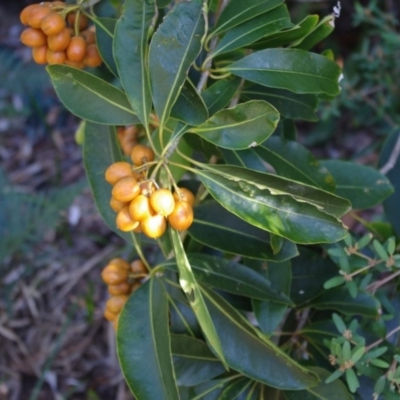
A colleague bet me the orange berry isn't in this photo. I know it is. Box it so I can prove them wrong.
[105,162,133,185]
[101,264,129,285]
[27,5,52,28]
[150,189,175,217]
[108,258,130,271]
[129,194,153,222]
[131,280,141,293]
[108,282,132,296]
[20,4,38,26]
[64,59,84,69]
[50,1,66,7]
[47,27,71,51]
[173,187,195,206]
[41,12,66,36]
[131,144,155,166]
[110,196,129,212]
[139,180,155,197]
[20,28,47,47]
[112,177,140,203]
[104,309,117,322]
[81,29,96,45]
[113,313,120,330]
[130,259,147,275]
[106,295,128,314]
[84,44,102,67]
[168,201,194,231]
[46,48,66,64]
[67,12,88,31]
[32,45,48,64]
[66,36,87,62]
[116,206,139,232]
[141,214,167,239]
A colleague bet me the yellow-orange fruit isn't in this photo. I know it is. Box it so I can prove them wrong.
[83,44,102,67]
[20,4,39,25]
[64,59,84,69]
[139,180,155,197]
[32,45,48,64]
[101,264,129,285]
[27,5,52,28]
[50,1,66,7]
[129,194,153,222]
[112,177,140,203]
[150,189,175,217]
[41,12,66,36]
[66,36,86,62]
[112,314,120,330]
[108,282,132,296]
[108,258,130,270]
[141,214,167,239]
[47,27,71,51]
[130,259,147,275]
[168,201,194,231]
[67,12,88,31]
[104,309,117,321]
[81,29,96,45]
[20,28,47,47]
[173,187,195,206]
[105,295,128,314]
[109,196,129,213]
[131,144,155,166]
[105,161,133,185]
[46,48,66,64]
[116,206,139,232]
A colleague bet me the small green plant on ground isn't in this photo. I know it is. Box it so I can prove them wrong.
[18,0,400,398]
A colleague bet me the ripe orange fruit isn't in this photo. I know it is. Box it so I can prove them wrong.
[108,258,130,271]
[168,201,194,231]
[116,206,139,232]
[131,259,147,275]
[64,59,84,69]
[113,314,120,330]
[109,196,129,212]
[20,28,47,47]
[67,12,89,31]
[131,144,155,166]
[104,309,116,322]
[83,44,102,67]
[46,48,66,65]
[108,282,132,296]
[32,45,48,64]
[27,5,52,28]
[150,189,175,217]
[173,187,195,206]
[50,1,66,7]
[105,162,133,185]
[141,214,167,239]
[41,12,66,36]
[66,36,87,62]
[105,295,128,314]
[129,194,153,222]
[47,27,71,51]
[101,264,129,285]
[81,29,96,45]
[20,4,39,26]
[112,177,140,203]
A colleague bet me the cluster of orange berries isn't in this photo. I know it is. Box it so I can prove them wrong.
[105,144,195,239]
[20,1,102,68]
[117,125,140,156]
[101,258,148,330]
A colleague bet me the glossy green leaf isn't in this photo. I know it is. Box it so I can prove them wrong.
[169,293,202,337]
[170,228,227,366]
[241,84,319,121]
[161,253,293,304]
[179,378,235,400]
[47,65,139,125]
[200,286,319,390]
[211,0,283,37]
[114,0,156,127]
[311,287,381,317]
[191,100,280,150]
[284,367,353,400]
[321,160,394,210]
[251,15,319,49]
[226,48,341,96]
[83,122,130,241]
[188,200,298,261]
[219,378,253,400]
[210,5,292,58]
[196,165,350,244]
[171,334,225,386]
[149,1,206,128]
[157,0,173,7]
[117,278,180,399]
[252,260,292,334]
[171,79,209,125]
[94,17,118,76]
[201,77,242,116]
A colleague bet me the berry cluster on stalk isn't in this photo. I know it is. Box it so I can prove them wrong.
[20,1,101,68]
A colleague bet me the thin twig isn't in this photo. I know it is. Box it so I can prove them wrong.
[380,132,400,174]
[366,325,400,352]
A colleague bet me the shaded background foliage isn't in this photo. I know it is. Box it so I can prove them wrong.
[0,0,400,399]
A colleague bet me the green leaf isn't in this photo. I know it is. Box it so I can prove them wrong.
[117,278,180,399]
[201,77,242,116]
[94,18,119,76]
[161,253,293,304]
[196,165,350,244]
[210,5,292,58]
[179,378,235,400]
[311,287,381,317]
[200,286,319,390]
[188,200,298,261]
[82,122,130,240]
[47,65,139,125]
[321,160,394,210]
[252,260,292,334]
[149,1,206,129]
[345,368,359,393]
[170,334,225,386]
[171,79,209,125]
[332,313,347,334]
[211,0,284,37]
[241,84,319,121]
[284,367,353,400]
[114,0,156,127]
[157,0,173,7]
[226,48,342,96]
[191,100,279,150]
[169,228,227,367]
[219,378,253,400]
